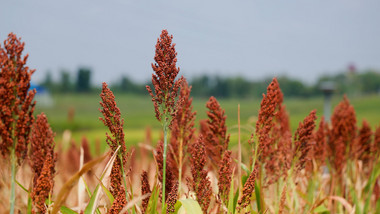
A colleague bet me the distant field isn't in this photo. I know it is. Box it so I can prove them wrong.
[35,93,380,152]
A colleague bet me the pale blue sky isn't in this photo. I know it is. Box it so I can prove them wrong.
[1,0,379,85]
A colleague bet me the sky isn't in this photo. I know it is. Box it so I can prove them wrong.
[1,0,380,85]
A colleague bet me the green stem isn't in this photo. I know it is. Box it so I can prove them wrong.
[118,154,128,200]
[10,147,16,214]
[162,121,169,213]
[178,137,183,195]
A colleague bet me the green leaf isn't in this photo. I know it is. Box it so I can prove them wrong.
[255,181,263,213]
[27,184,32,214]
[234,159,250,175]
[100,180,115,204]
[363,160,380,213]
[348,185,361,214]
[84,146,120,214]
[228,178,236,214]
[83,176,92,197]
[376,198,380,213]
[147,185,159,214]
[173,201,182,214]
[233,189,239,213]
[241,175,249,186]
[27,195,32,214]
[15,179,29,193]
[313,204,329,213]
[177,199,203,214]
[84,185,100,214]
[60,206,78,214]
[305,178,315,207]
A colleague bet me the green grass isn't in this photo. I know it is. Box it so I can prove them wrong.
[35,92,380,152]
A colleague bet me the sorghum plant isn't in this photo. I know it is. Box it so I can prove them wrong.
[268,104,292,185]
[313,117,327,166]
[169,79,196,193]
[146,29,183,209]
[237,164,259,211]
[352,120,372,164]
[99,82,128,212]
[203,96,230,165]
[140,171,151,214]
[255,78,283,162]
[189,135,212,213]
[166,182,178,214]
[155,140,177,202]
[0,33,36,213]
[218,150,232,207]
[30,113,57,213]
[294,110,317,173]
[255,78,292,187]
[329,96,357,175]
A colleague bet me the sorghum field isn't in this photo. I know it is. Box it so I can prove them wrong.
[1,30,380,214]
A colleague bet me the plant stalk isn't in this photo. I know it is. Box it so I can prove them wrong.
[10,146,16,214]
[162,120,169,213]
[178,137,183,195]
[118,154,129,201]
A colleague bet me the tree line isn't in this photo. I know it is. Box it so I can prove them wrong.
[40,68,380,98]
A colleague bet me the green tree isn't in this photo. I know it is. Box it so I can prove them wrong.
[41,70,55,92]
[358,70,380,94]
[60,70,72,93]
[76,67,92,92]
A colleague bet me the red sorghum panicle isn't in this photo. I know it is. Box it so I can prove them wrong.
[141,171,151,214]
[81,136,92,164]
[30,113,56,184]
[99,82,128,199]
[373,125,380,155]
[313,117,327,166]
[31,153,55,213]
[66,141,80,173]
[256,78,283,161]
[0,33,36,163]
[352,120,372,162]
[203,96,230,164]
[107,186,127,214]
[166,182,178,214]
[146,29,183,123]
[333,137,346,175]
[278,182,287,214]
[189,135,212,213]
[255,78,288,185]
[267,105,292,185]
[330,96,357,147]
[218,150,232,206]
[329,96,356,173]
[294,110,317,171]
[237,164,259,211]
[276,105,291,135]
[198,119,208,138]
[169,79,196,173]
[30,113,57,213]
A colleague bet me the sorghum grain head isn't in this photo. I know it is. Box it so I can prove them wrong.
[0,33,36,163]
[146,29,183,123]
[141,171,151,214]
[294,110,317,171]
[203,96,230,164]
